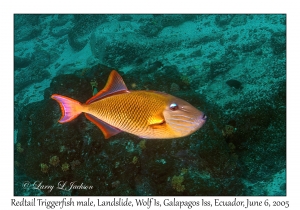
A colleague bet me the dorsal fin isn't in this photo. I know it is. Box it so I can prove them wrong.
[86,70,128,104]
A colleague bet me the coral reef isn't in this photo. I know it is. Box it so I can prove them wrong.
[16,143,24,153]
[40,163,49,173]
[222,124,236,137]
[61,163,70,172]
[70,160,81,170]
[170,82,180,92]
[14,60,286,196]
[132,156,138,165]
[49,156,60,167]
[138,140,146,150]
[171,175,185,192]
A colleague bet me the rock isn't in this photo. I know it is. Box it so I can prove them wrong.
[209,60,231,79]
[271,32,286,55]
[14,56,32,70]
[68,15,108,51]
[215,15,234,27]
[226,79,243,89]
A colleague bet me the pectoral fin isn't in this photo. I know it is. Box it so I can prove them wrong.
[149,114,166,129]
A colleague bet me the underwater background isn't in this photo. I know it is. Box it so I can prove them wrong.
[14,14,286,196]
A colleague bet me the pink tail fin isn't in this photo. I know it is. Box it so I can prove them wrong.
[51,94,83,123]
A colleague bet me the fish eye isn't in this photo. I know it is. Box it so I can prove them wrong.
[169,103,179,111]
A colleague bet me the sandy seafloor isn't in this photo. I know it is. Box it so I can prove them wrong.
[14,14,286,196]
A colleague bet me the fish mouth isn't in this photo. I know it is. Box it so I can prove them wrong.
[197,113,207,125]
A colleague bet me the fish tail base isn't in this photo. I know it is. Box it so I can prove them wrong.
[51,94,83,123]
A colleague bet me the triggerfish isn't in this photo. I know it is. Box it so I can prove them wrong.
[51,70,207,139]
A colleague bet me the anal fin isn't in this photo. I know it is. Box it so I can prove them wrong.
[85,113,121,139]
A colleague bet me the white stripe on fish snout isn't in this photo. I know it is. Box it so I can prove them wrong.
[170,114,195,121]
[167,117,200,131]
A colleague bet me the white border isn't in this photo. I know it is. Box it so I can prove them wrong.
[2,0,299,209]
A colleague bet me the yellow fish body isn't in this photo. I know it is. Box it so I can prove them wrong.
[51,70,206,139]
